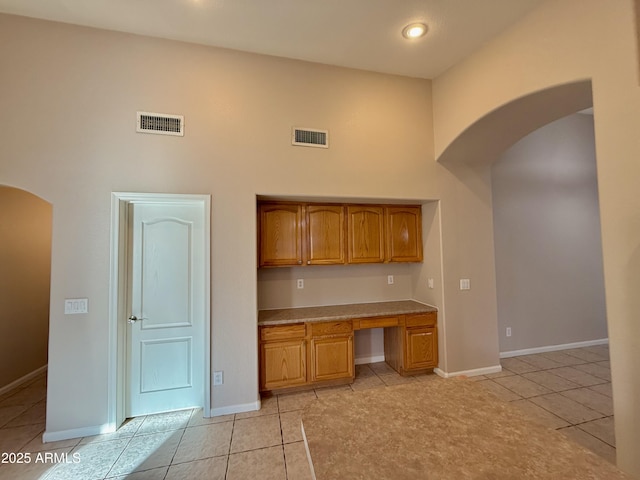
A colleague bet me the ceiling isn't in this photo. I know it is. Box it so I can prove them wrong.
[0,0,545,79]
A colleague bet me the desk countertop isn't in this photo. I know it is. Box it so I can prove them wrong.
[258,300,437,326]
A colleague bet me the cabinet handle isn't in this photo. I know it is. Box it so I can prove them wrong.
[298,260,302,264]
[307,260,311,265]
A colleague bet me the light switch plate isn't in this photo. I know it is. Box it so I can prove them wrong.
[428,278,434,289]
[459,279,471,290]
[64,298,88,314]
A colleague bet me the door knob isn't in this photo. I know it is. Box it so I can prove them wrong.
[128,315,138,324]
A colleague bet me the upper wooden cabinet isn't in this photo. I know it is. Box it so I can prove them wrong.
[307,205,345,265]
[347,206,385,263]
[258,201,423,267]
[386,206,423,262]
[259,202,345,267]
[259,203,304,266]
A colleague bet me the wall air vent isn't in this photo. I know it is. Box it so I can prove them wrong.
[292,127,329,148]
[137,112,184,136]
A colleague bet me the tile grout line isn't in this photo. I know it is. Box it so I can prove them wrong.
[160,420,189,480]
[497,351,615,460]
[100,424,144,480]
[557,419,616,448]
[276,398,288,480]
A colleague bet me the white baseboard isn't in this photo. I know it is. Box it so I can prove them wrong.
[0,365,47,396]
[500,338,609,359]
[210,400,261,417]
[434,365,502,379]
[355,354,385,365]
[43,423,114,443]
[45,400,262,443]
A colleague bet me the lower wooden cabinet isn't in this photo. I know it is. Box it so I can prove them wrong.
[259,311,437,393]
[404,326,437,371]
[310,334,354,382]
[260,321,354,393]
[260,340,307,391]
[259,324,307,391]
[384,312,438,375]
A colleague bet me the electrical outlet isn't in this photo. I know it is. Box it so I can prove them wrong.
[428,278,434,289]
[387,275,394,285]
[506,327,512,337]
[213,371,223,386]
[297,279,304,289]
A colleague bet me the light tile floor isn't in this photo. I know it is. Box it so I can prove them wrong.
[473,343,616,464]
[0,345,614,479]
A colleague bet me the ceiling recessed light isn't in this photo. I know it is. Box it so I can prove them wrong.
[402,22,428,40]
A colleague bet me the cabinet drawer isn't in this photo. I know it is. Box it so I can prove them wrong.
[260,324,306,342]
[310,321,353,336]
[353,316,399,330]
[405,312,437,327]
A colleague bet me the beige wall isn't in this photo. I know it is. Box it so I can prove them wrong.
[258,263,414,310]
[433,0,640,474]
[6,13,504,438]
[492,113,607,352]
[9,2,628,462]
[0,186,51,388]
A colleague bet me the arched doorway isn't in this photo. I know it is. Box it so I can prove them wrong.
[0,186,52,393]
[437,79,615,462]
[491,111,607,355]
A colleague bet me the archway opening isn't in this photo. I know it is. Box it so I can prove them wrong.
[437,82,603,354]
[0,185,52,395]
[437,79,614,461]
[491,111,607,355]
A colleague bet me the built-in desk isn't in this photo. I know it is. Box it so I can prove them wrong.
[258,301,438,393]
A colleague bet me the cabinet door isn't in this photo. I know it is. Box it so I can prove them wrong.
[404,326,437,371]
[310,335,354,382]
[307,205,345,265]
[347,206,385,263]
[386,206,423,262]
[259,203,303,267]
[260,339,307,391]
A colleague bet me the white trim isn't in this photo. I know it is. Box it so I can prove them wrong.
[434,364,502,379]
[355,355,385,365]
[43,423,115,443]
[435,201,448,374]
[500,338,608,358]
[108,192,212,430]
[0,365,47,396]
[210,400,261,417]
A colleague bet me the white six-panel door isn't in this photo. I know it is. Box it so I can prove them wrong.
[126,201,206,417]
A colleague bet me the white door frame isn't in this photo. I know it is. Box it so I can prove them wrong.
[108,192,211,431]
